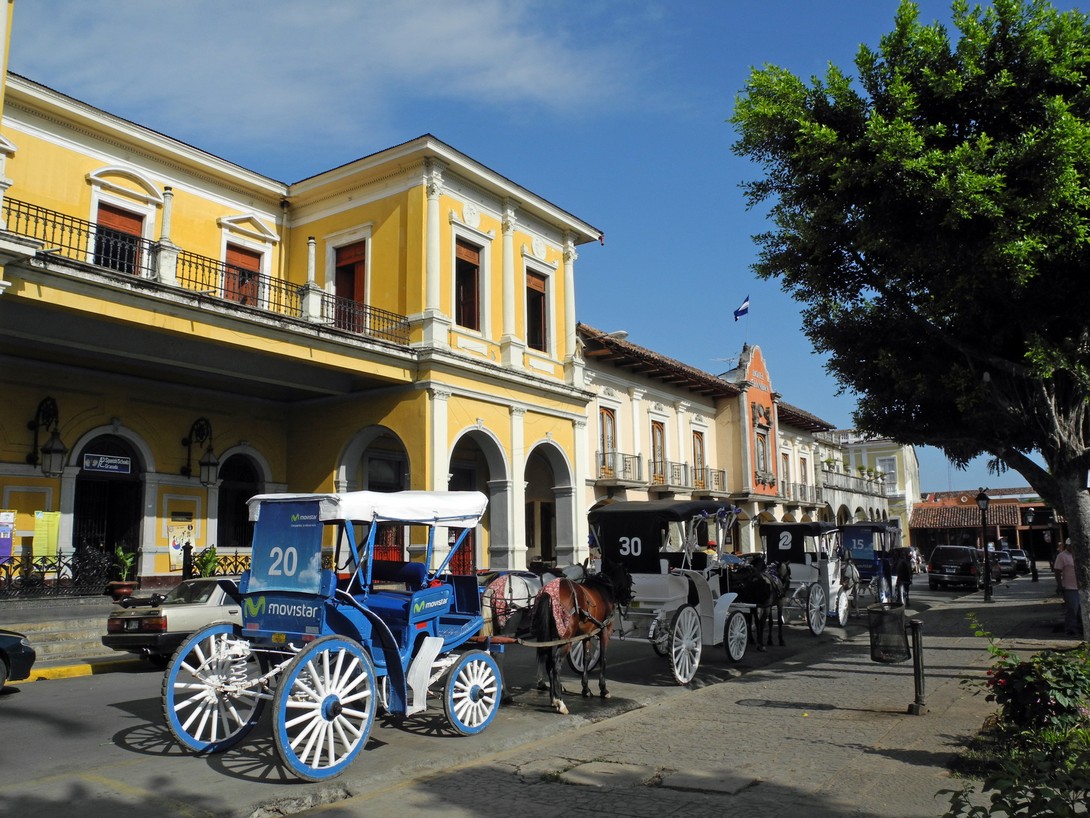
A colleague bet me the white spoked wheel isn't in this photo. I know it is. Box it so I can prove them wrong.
[834,588,850,628]
[668,605,702,685]
[443,650,502,736]
[723,610,748,663]
[807,583,827,635]
[273,635,377,782]
[161,622,266,754]
[566,638,602,674]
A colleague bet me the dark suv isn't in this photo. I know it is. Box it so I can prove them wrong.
[927,545,984,590]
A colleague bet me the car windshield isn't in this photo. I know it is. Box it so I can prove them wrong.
[162,580,218,605]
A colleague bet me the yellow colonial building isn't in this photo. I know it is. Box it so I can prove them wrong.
[0,51,601,587]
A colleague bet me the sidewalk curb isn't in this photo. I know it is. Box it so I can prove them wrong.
[13,656,143,683]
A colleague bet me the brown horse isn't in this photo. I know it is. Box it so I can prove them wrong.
[529,560,633,715]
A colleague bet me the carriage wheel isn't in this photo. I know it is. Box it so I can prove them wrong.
[806,584,827,635]
[723,610,748,663]
[566,638,602,674]
[273,635,377,781]
[667,605,702,685]
[443,650,501,736]
[161,622,265,754]
[834,588,850,628]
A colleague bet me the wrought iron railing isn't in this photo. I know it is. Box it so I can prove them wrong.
[176,250,303,316]
[650,460,690,488]
[596,451,643,482]
[692,467,727,493]
[0,549,115,598]
[4,198,157,277]
[318,291,411,345]
[3,197,411,347]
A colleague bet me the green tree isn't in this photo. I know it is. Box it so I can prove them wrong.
[731,0,1090,633]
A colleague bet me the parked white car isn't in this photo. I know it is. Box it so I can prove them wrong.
[102,577,241,666]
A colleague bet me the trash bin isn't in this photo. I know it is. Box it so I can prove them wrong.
[867,603,911,663]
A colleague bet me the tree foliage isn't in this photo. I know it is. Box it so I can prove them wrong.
[732,0,1090,550]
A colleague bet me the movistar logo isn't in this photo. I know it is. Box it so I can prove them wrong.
[267,601,320,618]
[413,597,448,615]
[291,513,318,522]
[244,596,266,616]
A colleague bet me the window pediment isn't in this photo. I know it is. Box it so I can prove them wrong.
[86,166,163,206]
[217,214,279,244]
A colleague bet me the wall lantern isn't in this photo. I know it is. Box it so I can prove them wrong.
[181,417,219,487]
[26,396,68,477]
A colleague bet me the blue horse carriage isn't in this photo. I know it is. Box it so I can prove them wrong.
[839,521,901,613]
[161,490,500,781]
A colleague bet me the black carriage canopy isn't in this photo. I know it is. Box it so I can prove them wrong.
[759,522,840,564]
[840,521,902,562]
[589,499,731,574]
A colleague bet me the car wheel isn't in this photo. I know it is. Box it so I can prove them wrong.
[0,657,8,689]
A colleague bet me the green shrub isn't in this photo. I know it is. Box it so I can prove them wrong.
[983,640,1090,736]
[193,545,218,577]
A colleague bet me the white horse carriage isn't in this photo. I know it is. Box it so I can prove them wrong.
[589,499,748,685]
[756,521,847,632]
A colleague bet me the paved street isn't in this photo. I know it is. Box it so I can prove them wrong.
[0,573,1069,817]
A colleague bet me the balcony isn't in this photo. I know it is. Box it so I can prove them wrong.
[649,460,692,492]
[692,466,728,496]
[4,197,410,346]
[596,451,643,486]
[781,482,822,505]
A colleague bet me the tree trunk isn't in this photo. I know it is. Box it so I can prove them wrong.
[1054,467,1090,639]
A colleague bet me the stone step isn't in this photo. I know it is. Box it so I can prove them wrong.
[0,598,128,666]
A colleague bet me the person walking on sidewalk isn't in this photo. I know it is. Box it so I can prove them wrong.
[1054,538,1081,636]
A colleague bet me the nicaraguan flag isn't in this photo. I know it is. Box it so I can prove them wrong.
[733,295,750,321]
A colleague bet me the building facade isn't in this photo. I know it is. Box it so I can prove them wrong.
[0,66,602,588]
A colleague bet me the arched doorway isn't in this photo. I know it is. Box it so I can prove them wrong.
[217,454,262,551]
[341,427,410,562]
[524,449,555,569]
[73,435,143,578]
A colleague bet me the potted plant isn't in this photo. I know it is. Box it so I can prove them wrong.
[193,545,218,577]
[104,544,138,602]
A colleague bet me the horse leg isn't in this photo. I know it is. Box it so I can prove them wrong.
[580,639,592,698]
[536,646,549,691]
[549,646,568,715]
[756,606,767,651]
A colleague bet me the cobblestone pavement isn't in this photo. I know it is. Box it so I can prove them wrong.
[279,578,1069,818]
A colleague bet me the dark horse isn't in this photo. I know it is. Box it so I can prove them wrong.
[528,560,633,715]
[733,555,790,650]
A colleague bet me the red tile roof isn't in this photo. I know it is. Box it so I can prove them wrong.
[910,504,1021,528]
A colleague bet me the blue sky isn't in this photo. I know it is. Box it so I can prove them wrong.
[8,0,1073,493]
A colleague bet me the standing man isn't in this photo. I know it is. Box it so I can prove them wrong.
[1054,539,1081,636]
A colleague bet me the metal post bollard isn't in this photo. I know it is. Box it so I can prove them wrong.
[907,618,927,715]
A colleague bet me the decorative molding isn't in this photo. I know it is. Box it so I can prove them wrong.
[531,236,546,260]
[217,213,279,244]
[462,201,481,229]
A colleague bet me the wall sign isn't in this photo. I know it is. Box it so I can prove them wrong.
[83,453,132,474]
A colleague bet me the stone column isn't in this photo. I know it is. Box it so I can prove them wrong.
[420,160,450,347]
[301,236,324,321]
[154,186,179,285]
[500,200,524,368]
[629,387,645,477]
[509,405,527,568]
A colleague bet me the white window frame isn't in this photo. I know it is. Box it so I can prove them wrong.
[450,222,493,338]
[523,256,557,358]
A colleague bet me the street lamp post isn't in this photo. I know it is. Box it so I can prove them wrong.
[1026,507,1039,582]
[977,489,992,603]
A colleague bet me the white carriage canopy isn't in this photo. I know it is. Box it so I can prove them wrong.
[247,490,488,528]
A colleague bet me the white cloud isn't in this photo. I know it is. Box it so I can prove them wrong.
[8,0,645,176]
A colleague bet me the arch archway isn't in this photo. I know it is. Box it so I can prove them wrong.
[216,454,264,551]
[72,434,144,576]
[340,425,411,561]
[523,441,576,569]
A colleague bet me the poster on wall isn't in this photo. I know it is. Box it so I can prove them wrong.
[168,524,195,571]
[32,511,60,557]
[0,510,13,560]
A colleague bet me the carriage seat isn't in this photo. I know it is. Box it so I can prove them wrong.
[371,559,428,591]
[663,551,709,572]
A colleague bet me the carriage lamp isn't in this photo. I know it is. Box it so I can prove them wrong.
[26,396,69,477]
[181,417,219,487]
[976,489,992,603]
